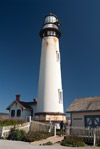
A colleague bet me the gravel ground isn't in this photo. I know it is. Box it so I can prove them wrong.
[0,140,99,149]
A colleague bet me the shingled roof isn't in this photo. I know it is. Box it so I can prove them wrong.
[66,96,100,113]
[18,101,36,109]
[6,100,37,110]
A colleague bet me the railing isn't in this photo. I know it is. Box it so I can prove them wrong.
[66,126,100,146]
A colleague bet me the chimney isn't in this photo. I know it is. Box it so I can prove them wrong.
[34,98,37,102]
[16,95,20,101]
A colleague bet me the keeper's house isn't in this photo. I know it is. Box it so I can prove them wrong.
[6,95,37,121]
[66,96,100,128]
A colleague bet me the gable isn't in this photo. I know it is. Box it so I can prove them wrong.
[6,100,26,110]
[10,102,22,111]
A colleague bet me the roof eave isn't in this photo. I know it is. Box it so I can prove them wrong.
[6,100,16,110]
[6,100,26,110]
[66,109,100,113]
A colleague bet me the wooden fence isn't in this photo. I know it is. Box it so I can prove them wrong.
[66,126,100,145]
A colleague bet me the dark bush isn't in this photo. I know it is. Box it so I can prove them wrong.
[61,136,87,147]
[0,119,25,126]
[24,131,51,142]
[8,130,26,141]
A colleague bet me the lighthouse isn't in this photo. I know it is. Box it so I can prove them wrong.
[35,13,66,122]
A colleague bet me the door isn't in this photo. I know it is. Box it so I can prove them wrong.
[84,115,100,128]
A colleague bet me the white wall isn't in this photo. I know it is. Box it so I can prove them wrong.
[37,36,64,113]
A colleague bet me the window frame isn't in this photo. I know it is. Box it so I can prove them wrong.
[11,110,15,117]
[56,51,60,62]
[17,109,21,117]
[58,89,63,104]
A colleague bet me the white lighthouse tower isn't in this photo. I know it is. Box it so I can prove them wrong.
[35,13,66,122]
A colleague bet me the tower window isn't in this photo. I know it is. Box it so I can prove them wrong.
[58,89,63,104]
[17,109,21,117]
[53,32,56,36]
[43,33,45,37]
[56,51,60,62]
[47,31,50,36]
[47,31,56,36]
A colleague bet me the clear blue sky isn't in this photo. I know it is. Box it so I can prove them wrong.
[0,0,100,113]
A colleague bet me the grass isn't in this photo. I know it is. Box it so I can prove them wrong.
[23,131,51,142]
[0,119,25,126]
[43,141,53,145]
[56,130,66,136]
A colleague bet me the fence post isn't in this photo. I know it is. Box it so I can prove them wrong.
[93,128,96,146]
[66,126,70,136]
[54,124,56,136]
[1,127,3,138]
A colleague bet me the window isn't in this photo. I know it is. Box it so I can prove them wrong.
[53,31,56,36]
[17,109,21,117]
[85,115,100,128]
[58,89,63,104]
[11,110,15,117]
[43,33,45,37]
[47,31,56,36]
[56,51,60,62]
[47,31,50,36]
[44,16,56,24]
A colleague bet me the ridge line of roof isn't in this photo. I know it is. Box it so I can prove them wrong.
[75,96,100,99]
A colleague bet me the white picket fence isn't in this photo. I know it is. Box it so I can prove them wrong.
[0,122,30,138]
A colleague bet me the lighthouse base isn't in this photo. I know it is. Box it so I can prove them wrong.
[35,112,66,122]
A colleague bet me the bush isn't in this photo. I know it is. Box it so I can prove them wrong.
[96,144,100,147]
[43,141,53,145]
[7,130,51,142]
[24,131,51,142]
[61,136,87,147]
[56,130,66,136]
[8,130,26,141]
[0,119,25,126]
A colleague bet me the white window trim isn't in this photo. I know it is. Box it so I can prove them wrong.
[56,51,60,62]
[58,89,63,104]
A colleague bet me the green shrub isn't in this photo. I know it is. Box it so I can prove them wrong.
[24,131,51,142]
[96,144,100,147]
[8,130,51,142]
[0,119,25,126]
[56,130,66,136]
[61,136,87,147]
[43,141,53,145]
[8,130,26,141]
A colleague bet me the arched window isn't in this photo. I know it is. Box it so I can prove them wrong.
[17,109,21,117]
[11,110,15,117]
